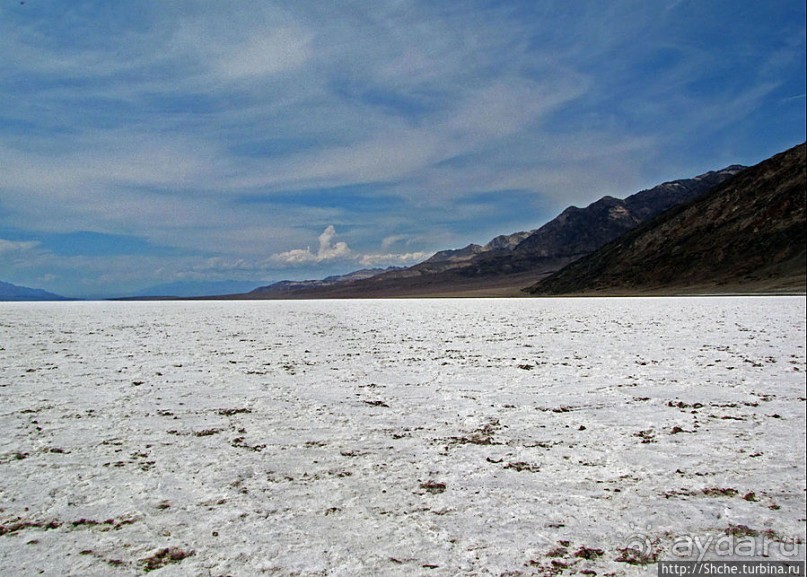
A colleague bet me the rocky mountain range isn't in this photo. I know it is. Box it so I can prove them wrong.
[5,144,802,301]
[242,164,745,298]
[527,142,806,295]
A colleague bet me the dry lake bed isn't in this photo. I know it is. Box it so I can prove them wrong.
[1,297,805,576]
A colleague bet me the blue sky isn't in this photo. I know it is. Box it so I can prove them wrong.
[1,0,804,297]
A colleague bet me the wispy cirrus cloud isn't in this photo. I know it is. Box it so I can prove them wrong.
[0,0,803,296]
[0,239,41,254]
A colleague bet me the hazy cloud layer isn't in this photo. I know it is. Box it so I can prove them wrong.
[0,0,804,296]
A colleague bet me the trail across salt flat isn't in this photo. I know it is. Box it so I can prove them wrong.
[0,297,804,576]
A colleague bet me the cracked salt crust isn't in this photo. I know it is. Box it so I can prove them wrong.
[0,297,804,575]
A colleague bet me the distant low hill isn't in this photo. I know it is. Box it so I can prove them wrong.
[247,267,402,298]
[233,164,744,298]
[130,279,265,299]
[0,280,71,301]
[527,143,806,295]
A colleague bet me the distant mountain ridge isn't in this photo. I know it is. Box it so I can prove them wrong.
[248,267,402,297]
[232,163,745,298]
[348,164,743,287]
[132,279,265,298]
[0,280,71,301]
[425,230,534,265]
[527,143,806,295]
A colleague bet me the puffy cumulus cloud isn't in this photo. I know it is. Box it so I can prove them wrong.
[268,226,429,269]
[317,225,351,260]
[270,225,352,266]
[268,248,321,265]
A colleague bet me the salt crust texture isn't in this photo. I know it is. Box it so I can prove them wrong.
[1,297,805,576]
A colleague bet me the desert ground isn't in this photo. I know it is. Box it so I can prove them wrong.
[1,297,804,576]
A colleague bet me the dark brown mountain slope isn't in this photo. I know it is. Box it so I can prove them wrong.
[513,166,744,259]
[244,165,742,298]
[527,142,806,295]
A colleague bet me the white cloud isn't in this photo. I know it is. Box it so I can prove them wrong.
[0,0,802,296]
[0,239,40,254]
[168,6,315,85]
[358,252,430,267]
[212,28,313,80]
[270,225,352,265]
[381,235,408,250]
[268,226,428,269]
[317,225,351,259]
[268,248,320,265]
